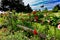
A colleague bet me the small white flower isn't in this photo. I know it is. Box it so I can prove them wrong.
[47,20,50,23]
[21,30,24,32]
[34,19,36,21]
[44,14,46,17]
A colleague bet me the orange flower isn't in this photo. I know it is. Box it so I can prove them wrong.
[33,29,38,35]
[32,11,36,14]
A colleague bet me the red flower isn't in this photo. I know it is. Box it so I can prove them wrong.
[34,16,38,22]
[33,29,38,35]
[35,16,38,20]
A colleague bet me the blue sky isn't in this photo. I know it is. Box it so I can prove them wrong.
[23,0,60,10]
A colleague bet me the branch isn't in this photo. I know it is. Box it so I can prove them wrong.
[17,25,46,39]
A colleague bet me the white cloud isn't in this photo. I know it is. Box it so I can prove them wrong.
[23,0,60,10]
[44,2,60,10]
[0,0,1,2]
[31,2,60,10]
[23,0,36,6]
[23,0,48,6]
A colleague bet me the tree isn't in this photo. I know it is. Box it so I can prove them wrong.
[39,9,41,12]
[53,6,58,12]
[42,8,48,13]
[0,0,32,13]
[25,4,32,13]
[53,4,60,12]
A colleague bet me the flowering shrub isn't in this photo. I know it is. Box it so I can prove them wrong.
[0,11,60,40]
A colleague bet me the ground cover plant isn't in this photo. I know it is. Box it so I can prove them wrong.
[0,10,60,40]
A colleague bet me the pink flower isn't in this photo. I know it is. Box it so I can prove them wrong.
[58,24,60,30]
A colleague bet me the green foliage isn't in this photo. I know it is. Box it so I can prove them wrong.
[53,6,58,12]
[0,11,60,40]
[42,8,48,13]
